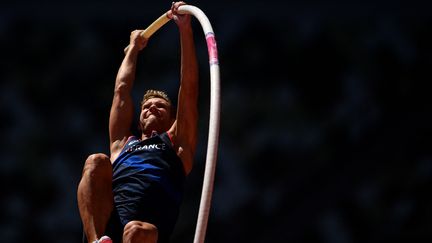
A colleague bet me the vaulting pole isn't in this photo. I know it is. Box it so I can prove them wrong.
[125,5,220,243]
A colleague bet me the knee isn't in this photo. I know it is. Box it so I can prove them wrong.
[82,153,112,177]
[123,221,158,243]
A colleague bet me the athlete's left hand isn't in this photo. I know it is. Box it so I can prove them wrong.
[167,1,191,29]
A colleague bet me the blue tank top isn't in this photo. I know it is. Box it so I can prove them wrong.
[111,132,186,237]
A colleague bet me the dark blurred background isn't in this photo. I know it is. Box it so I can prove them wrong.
[1,0,431,242]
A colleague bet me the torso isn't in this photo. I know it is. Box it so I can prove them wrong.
[110,132,186,238]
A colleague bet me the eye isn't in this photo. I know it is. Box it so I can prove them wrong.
[156,103,167,109]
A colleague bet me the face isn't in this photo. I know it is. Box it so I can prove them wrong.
[139,97,173,133]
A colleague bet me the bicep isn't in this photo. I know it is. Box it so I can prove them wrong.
[173,87,198,163]
[168,120,195,175]
[109,90,134,153]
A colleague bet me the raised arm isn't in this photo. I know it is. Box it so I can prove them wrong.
[109,31,148,161]
[168,2,199,174]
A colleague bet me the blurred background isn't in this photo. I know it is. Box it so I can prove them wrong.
[1,0,431,242]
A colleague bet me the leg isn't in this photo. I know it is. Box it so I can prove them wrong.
[123,221,158,243]
[77,153,114,242]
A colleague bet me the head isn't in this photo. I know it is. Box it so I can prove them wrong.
[139,90,175,134]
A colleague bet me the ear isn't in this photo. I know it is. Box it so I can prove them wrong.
[137,121,143,134]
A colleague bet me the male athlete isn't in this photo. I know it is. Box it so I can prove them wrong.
[77,2,198,242]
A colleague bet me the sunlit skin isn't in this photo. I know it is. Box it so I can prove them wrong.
[77,2,198,242]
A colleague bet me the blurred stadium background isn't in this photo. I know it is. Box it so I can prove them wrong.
[1,1,431,242]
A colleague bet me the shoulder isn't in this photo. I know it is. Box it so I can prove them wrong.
[164,130,175,146]
[110,136,137,161]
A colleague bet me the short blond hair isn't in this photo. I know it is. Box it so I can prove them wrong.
[141,90,176,118]
[141,89,172,107]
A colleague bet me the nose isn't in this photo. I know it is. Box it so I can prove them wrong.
[149,104,157,113]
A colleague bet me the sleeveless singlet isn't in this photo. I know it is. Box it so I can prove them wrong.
[108,132,185,242]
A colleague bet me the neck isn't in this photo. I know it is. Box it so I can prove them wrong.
[141,130,160,140]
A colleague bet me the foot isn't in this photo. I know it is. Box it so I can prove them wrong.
[93,236,112,243]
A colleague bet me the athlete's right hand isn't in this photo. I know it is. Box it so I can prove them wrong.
[129,30,148,52]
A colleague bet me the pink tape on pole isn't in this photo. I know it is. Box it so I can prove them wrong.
[206,32,218,65]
